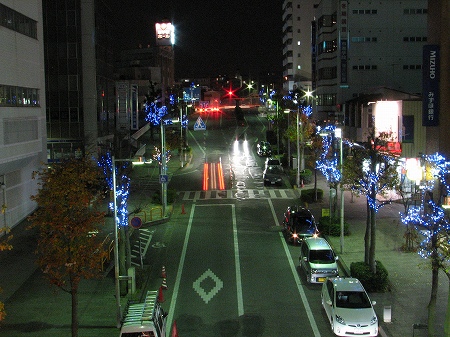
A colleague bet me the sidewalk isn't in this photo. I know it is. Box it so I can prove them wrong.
[305,176,448,337]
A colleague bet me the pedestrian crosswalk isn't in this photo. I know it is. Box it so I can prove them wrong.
[179,189,298,201]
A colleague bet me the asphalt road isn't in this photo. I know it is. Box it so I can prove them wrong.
[155,108,338,336]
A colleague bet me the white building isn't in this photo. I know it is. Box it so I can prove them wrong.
[0,1,46,231]
[282,0,316,92]
[313,0,427,122]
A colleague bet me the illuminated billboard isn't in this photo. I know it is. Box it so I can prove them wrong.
[155,22,175,46]
[374,100,401,142]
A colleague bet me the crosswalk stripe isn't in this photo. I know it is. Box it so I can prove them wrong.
[178,189,296,200]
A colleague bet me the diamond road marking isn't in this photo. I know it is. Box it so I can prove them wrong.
[192,269,223,304]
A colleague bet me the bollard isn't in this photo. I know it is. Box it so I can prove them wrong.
[383,305,391,322]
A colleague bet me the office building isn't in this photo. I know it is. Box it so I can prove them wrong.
[282,0,315,92]
[313,0,427,122]
[42,0,116,161]
[0,0,46,230]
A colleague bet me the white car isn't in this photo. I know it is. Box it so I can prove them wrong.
[321,277,378,337]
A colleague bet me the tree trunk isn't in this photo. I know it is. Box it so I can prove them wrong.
[71,284,79,337]
[369,185,377,273]
[428,226,440,337]
[369,206,377,274]
[314,168,318,202]
[119,228,127,295]
[364,200,370,264]
[445,272,450,337]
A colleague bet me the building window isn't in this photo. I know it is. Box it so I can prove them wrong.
[0,84,40,106]
[0,3,37,39]
[402,115,414,143]
[68,75,78,91]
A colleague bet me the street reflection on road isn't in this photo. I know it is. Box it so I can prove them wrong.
[231,138,265,199]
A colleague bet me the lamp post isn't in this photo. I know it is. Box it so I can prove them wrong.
[296,106,300,187]
[111,156,122,327]
[335,128,344,253]
[112,156,154,327]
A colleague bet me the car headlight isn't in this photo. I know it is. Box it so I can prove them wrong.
[371,316,378,325]
[335,314,345,325]
[311,269,318,274]
[332,269,338,274]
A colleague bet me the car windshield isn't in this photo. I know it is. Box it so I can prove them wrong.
[267,159,280,166]
[266,166,283,174]
[309,249,334,263]
[291,215,315,234]
[335,291,372,309]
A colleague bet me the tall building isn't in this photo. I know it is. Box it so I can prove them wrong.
[282,0,316,92]
[0,1,47,230]
[42,0,116,161]
[313,0,427,122]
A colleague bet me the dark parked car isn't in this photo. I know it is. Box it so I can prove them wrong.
[264,157,281,169]
[263,165,284,186]
[282,206,318,244]
[257,141,272,156]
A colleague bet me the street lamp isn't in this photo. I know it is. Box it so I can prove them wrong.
[335,128,344,253]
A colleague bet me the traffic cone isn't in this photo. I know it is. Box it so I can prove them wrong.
[171,320,179,337]
[158,286,165,303]
[162,277,168,290]
[161,265,167,278]
[301,179,304,188]
[181,204,186,214]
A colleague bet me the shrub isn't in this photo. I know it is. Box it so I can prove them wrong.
[151,188,178,204]
[318,216,350,236]
[300,188,323,203]
[300,169,313,184]
[350,261,390,292]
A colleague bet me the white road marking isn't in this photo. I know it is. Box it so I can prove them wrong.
[193,268,224,303]
[268,198,321,337]
[232,203,244,315]
[166,203,196,335]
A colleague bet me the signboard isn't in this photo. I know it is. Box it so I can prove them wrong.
[155,22,175,46]
[339,1,348,85]
[159,175,168,183]
[194,116,206,131]
[422,45,440,126]
[130,217,142,229]
[130,84,138,130]
[116,81,129,131]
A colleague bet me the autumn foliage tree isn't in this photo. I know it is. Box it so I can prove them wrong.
[0,228,12,321]
[28,157,107,337]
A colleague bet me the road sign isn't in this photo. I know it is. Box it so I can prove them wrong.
[130,216,142,229]
[159,174,168,183]
[194,116,206,131]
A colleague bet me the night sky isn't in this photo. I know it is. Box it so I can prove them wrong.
[110,1,283,79]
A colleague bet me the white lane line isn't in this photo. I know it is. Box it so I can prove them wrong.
[268,199,321,337]
[232,204,244,316]
[280,232,321,337]
[166,203,196,336]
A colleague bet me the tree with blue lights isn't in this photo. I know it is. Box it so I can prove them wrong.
[400,153,450,336]
[345,127,399,273]
[316,125,341,212]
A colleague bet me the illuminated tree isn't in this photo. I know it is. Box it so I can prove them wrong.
[29,157,106,337]
[400,153,450,336]
[345,127,399,273]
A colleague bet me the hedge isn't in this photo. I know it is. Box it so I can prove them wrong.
[350,260,390,292]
